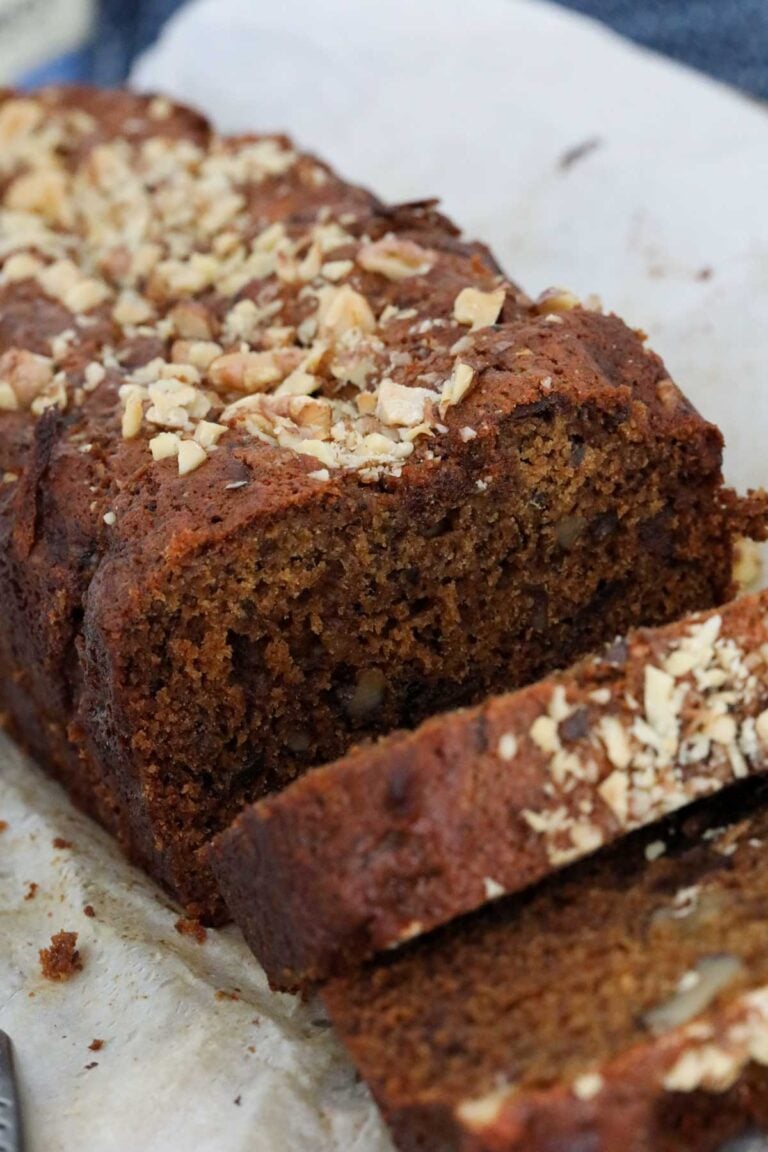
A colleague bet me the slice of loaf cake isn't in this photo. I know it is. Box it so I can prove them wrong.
[210,592,768,990]
[0,87,762,920]
[324,780,768,1152]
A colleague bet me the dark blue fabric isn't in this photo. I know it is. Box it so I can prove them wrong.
[552,0,768,98]
[87,0,187,85]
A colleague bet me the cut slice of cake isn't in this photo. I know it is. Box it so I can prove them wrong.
[324,780,768,1152]
[211,591,768,990]
[0,86,764,921]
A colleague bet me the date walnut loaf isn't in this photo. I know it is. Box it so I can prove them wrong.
[324,780,768,1152]
[211,591,768,991]
[0,86,762,919]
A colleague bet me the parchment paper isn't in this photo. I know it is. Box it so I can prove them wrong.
[2,2,768,1148]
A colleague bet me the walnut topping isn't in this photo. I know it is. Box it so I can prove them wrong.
[598,770,629,824]
[440,362,475,414]
[572,1073,604,1101]
[534,287,581,313]
[318,284,377,340]
[177,439,208,475]
[150,432,181,460]
[121,390,143,439]
[733,538,763,593]
[756,711,768,746]
[376,379,434,428]
[169,301,215,340]
[453,286,506,329]
[208,349,303,394]
[357,236,434,280]
[506,610,768,871]
[6,167,73,227]
[498,733,518,761]
[0,348,54,409]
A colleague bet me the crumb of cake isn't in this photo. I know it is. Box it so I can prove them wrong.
[83,904,96,918]
[0,820,8,833]
[24,881,38,900]
[174,916,207,944]
[39,930,83,982]
[88,1038,104,1052]
[215,989,241,1001]
[52,836,72,850]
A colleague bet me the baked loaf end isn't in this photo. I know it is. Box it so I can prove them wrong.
[324,780,768,1152]
[0,86,755,919]
[210,591,768,991]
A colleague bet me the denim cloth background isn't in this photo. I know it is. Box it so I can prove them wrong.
[21,0,768,99]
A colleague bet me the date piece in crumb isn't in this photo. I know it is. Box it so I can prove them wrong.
[24,881,38,900]
[39,931,82,981]
[52,836,72,850]
[0,820,8,833]
[83,904,96,918]
[174,916,207,944]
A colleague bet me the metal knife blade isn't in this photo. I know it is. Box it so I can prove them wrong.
[0,1032,23,1152]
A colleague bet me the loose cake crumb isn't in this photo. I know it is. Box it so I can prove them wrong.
[52,836,72,850]
[0,820,8,833]
[83,904,96,918]
[175,916,207,944]
[88,1039,104,1052]
[39,930,83,981]
[24,881,39,900]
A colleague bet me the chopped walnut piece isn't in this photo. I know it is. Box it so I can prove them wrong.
[193,421,226,448]
[733,538,762,593]
[439,362,475,414]
[376,379,434,427]
[145,378,211,428]
[172,341,223,371]
[453,286,506,329]
[150,432,181,461]
[357,236,434,281]
[0,348,54,409]
[0,383,18,411]
[177,440,208,476]
[208,349,303,394]
[2,253,44,282]
[295,439,336,468]
[121,390,143,439]
[318,284,376,340]
[0,98,44,147]
[6,167,73,228]
[756,711,768,746]
[534,287,581,314]
[169,301,215,341]
[113,292,154,326]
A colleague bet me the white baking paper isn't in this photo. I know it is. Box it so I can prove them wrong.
[2,2,768,1149]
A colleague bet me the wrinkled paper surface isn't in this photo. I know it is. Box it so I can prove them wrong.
[2,1,768,1148]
